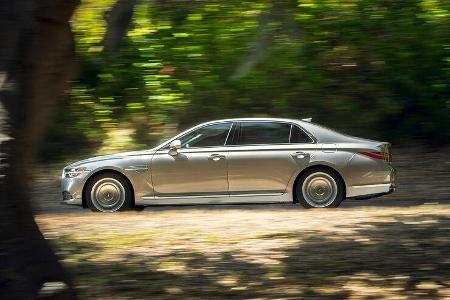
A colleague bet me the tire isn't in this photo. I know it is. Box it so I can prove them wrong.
[295,167,344,208]
[85,172,133,212]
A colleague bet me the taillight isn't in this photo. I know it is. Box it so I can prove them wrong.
[359,151,384,160]
[383,144,392,162]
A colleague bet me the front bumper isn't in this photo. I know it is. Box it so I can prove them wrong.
[61,173,89,206]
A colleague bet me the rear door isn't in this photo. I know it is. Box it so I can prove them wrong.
[227,121,316,195]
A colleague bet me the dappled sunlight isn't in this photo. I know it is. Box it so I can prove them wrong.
[2,0,449,298]
[37,206,450,299]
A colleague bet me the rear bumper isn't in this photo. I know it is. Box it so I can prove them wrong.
[346,163,396,198]
[347,183,393,198]
[348,185,395,200]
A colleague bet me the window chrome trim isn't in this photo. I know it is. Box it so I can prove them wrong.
[155,119,317,151]
[220,143,314,149]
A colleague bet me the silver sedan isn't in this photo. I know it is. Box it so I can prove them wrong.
[61,118,396,211]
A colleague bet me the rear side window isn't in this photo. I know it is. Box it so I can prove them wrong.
[238,122,291,145]
[290,125,314,143]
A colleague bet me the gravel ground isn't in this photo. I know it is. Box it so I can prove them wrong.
[32,146,450,299]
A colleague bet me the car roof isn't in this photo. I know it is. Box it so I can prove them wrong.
[196,118,363,144]
[202,117,308,124]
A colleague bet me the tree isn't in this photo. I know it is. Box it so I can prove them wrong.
[102,0,138,57]
[0,0,79,298]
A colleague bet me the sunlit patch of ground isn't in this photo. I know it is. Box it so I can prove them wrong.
[36,205,450,299]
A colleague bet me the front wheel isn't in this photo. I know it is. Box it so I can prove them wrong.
[85,172,132,212]
[296,168,344,208]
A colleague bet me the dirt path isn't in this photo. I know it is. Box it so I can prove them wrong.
[32,147,450,299]
[36,205,450,299]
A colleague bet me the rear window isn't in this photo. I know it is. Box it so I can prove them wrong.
[238,122,291,145]
[290,125,314,143]
[235,122,314,145]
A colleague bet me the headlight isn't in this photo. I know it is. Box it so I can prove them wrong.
[64,167,90,178]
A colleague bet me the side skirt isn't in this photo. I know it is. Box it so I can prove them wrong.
[136,193,292,205]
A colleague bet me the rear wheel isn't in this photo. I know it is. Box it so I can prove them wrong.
[296,168,344,208]
[85,172,132,212]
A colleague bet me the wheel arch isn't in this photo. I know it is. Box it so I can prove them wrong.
[82,168,135,208]
[292,164,346,203]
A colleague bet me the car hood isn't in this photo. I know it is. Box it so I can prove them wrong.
[66,149,157,168]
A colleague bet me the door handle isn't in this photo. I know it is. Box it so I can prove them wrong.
[291,151,309,159]
[209,153,225,161]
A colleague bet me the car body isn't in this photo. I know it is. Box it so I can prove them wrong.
[61,118,396,211]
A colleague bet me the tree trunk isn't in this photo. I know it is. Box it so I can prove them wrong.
[102,0,138,56]
[0,0,79,299]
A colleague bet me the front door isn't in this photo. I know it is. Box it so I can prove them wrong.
[151,122,232,198]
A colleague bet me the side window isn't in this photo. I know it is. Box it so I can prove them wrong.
[290,125,314,143]
[238,122,291,145]
[179,122,232,148]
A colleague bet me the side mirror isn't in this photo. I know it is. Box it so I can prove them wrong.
[168,139,181,156]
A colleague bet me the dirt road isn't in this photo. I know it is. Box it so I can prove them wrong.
[36,204,450,299]
[32,147,450,299]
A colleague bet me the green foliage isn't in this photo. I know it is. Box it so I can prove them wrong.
[41,0,450,159]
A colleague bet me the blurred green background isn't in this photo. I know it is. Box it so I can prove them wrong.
[39,0,450,160]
